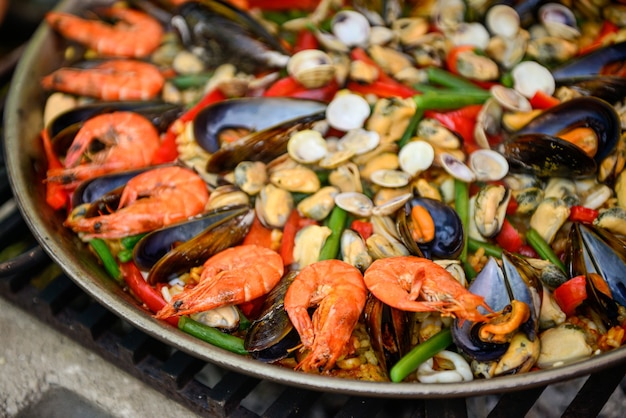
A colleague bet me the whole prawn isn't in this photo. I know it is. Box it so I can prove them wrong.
[47,111,161,185]
[64,165,209,239]
[45,7,163,58]
[363,256,492,323]
[41,60,165,101]
[283,259,367,372]
[156,245,284,319]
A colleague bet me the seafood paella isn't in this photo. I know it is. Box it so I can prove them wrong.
[33,0,626,384]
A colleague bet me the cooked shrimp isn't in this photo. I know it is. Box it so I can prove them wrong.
[46,111,161,185]
[284,259,367,372]
[41,59,164,101]
[64,165,209,239]
[45,8,163,58]
[155,245,284,318]
[363,256,492,323]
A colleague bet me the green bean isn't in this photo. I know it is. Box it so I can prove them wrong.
[117,249,133,264]
[526,228,566,272]
[425,67,488,92]
[89,238,122,284]
[121,233,146,250]
[468,237,503,258]
[169,73,213,90]
[178,316,248,355]
[398,107,424,148]
[318,205,348,261]
[389,328,453,383]
[413,90,491,111]
[454,179,470,262]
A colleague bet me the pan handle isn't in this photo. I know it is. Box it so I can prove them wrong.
[0,245,49,278]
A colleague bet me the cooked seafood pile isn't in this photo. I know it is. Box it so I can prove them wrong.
[39,0,626,383]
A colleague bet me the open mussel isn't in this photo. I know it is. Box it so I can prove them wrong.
[396,196,464,259]
[71,167,151,207]
[138,205,254,284]
[565,222,626,326]
[244,270,301,362]
[551,41,626,81]
[452,253,541,373]
[201,99,327,173]
[171,0,289,73]
[499,96,621,178]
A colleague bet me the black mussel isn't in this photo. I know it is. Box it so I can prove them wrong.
[452,253,540,362]
[363,293,411,375]
[48,100,184,156]
[565,222,626,326]
[244,270,300,362]
[557,76,626,104]
[145,207,254,284]
[552,41,626,81]
[205,109,327,173]
[499,133,597,178]
[512,96,620,163]
[396,196,464,259]
[172,0,289,73]
[71,166,155,207]
[134,204,250,271]
[194,97,327,153]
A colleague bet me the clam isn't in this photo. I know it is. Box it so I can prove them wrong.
[293,225,332,268]
[329,162,362,193]
[529,197,570,244]
[297,186,339,221]
[440,153,476,183]
[398,140,435,176]
[366,97,416,144]
[468,149,509,182]
[370,169,411,188]
[287,49,336,89]
[256,184,294,229]
[474,98,503,150]
[340,229,373,271]
[485,4,520,38]
[269,165,320,193]
[335,192,374,217]
[538,3,580,40]
[448,22,491,50]
[233,161,267,195]
[371,192,412,216]
[326,93,371,131]
[511,61,555,98]
[537,325,593,369]
[490,85,531,113]
[287,129,328,164]
[331,10,371,48]
[337,128,380,156]
[206,184,250,211]
[191,305,240,332]
[392,17,430,46]
[454,48,499,81]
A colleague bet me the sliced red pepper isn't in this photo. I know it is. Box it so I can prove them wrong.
[529,90,561,110]
[425,104,483,147]
[279,209,317,266]
[350,219,374,241]
[578,20,619,56]
[264,75,339,102]
[517,244,539,258]
[120,262,178,326]
[495,218,524,253]
[553,275,587,317]
[569,206,599,224]
[506,194,519,215]
[445,45,475,75]
[242,215,275,248]
[293,28,319,53]
[40,129,70,210]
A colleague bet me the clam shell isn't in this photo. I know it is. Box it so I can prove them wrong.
[287,49,336,89]
[335,192,374,217]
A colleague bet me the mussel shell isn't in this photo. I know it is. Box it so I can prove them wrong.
[145,207,254,284]
[48,101,184,156]
[133,204,250,271]
[205,109,326,173]
[195,97,327,153]
[397,197,464,259]
[551,41,626,80]
[173,0,288,72]
[244,270,301,362]
[499,133,597,178]
[556,76,626,104]
[512,96,620,163]
[566,223,626,324]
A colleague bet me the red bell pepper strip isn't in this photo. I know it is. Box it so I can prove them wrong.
[569,206,599,224]
[152,88,227,165]
[529,90,560,110]
[279,209,317,266]
[242,215,275,248]
[350,219,374,241]
[445,45,475,75]
[40,129,70,210]
[293,28,319,53]
[263,75,339,102]
[578,20,619,56]
[495,218,524,253]
[553,275,587,317]
[425,104,482,147]
[120,262,178,327]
